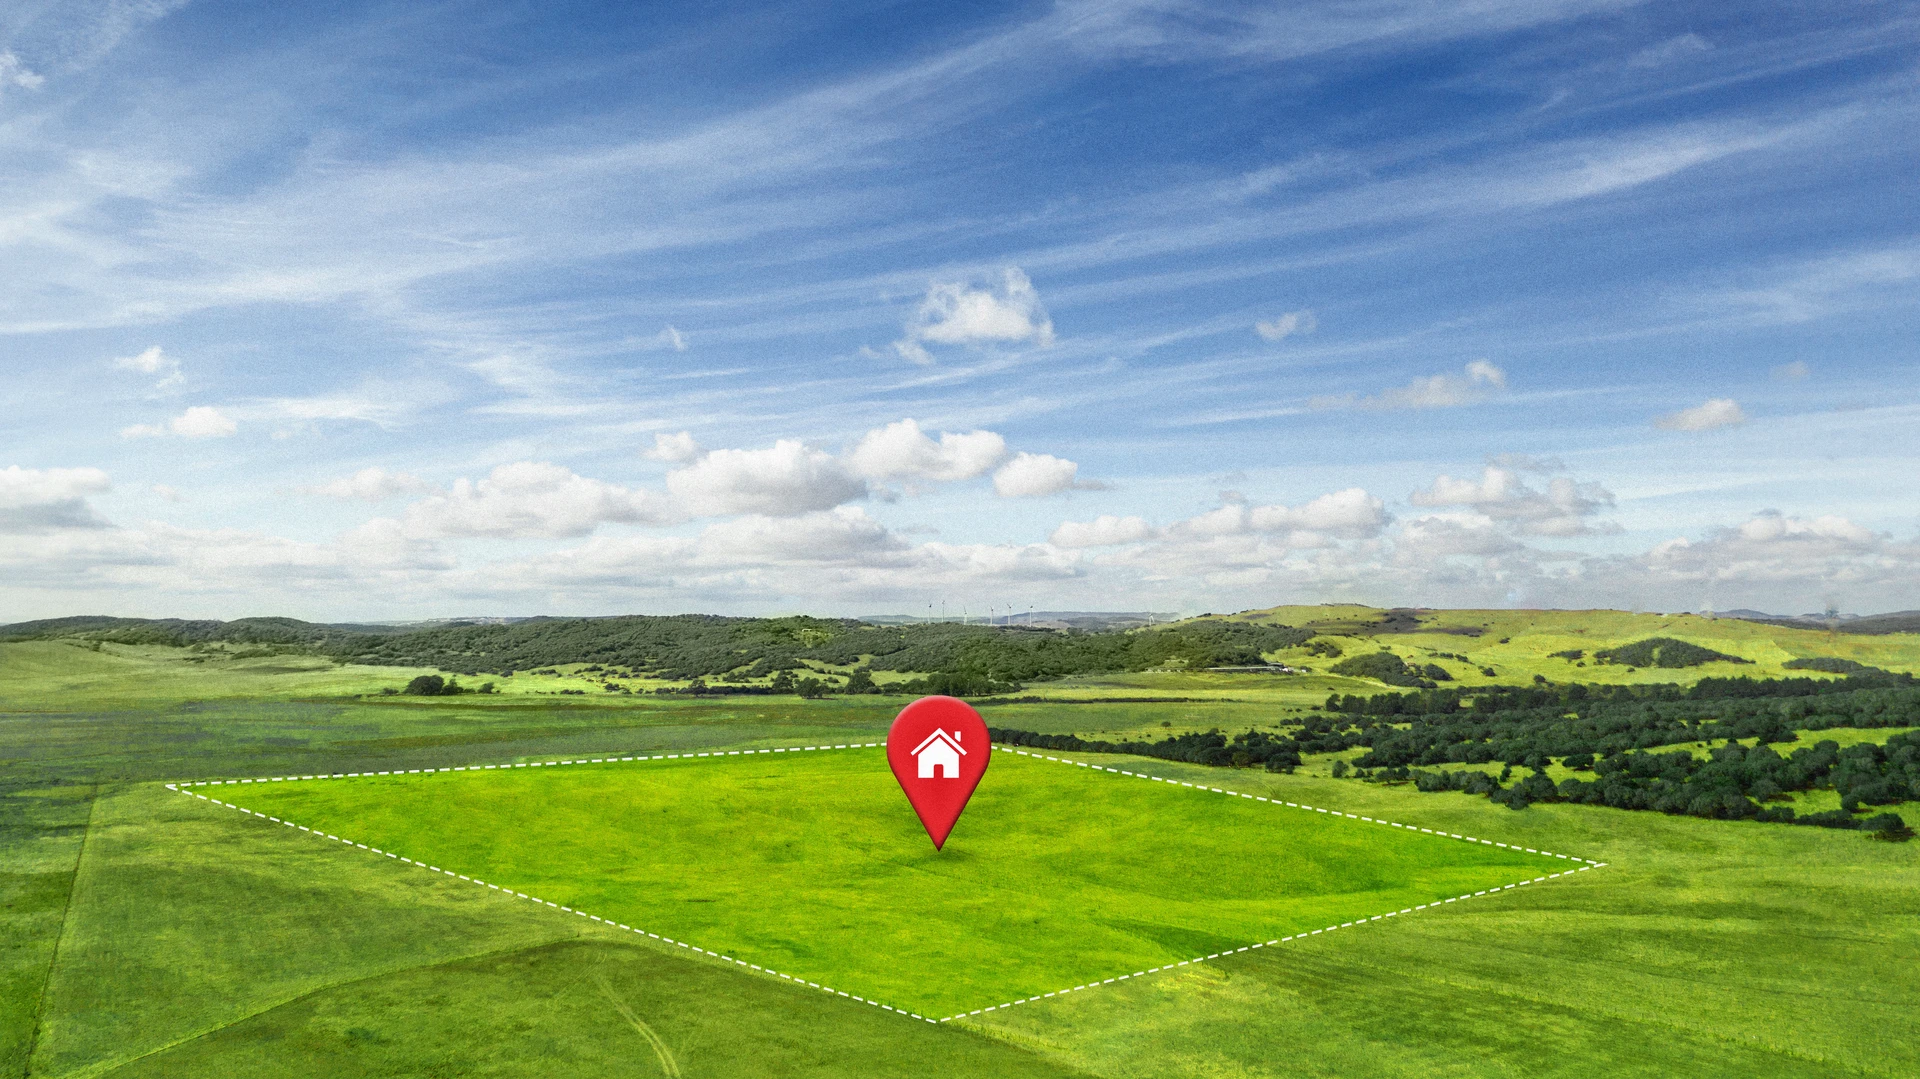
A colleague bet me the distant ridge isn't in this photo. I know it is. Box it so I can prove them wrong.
[1725,610,1920,635]
[858,611,1176,630]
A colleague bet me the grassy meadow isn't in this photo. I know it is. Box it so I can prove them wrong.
[207,748,1565,1019]
[4,607,1919,1077]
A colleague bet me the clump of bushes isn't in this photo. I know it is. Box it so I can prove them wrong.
[398,674,493,696]
[1594,638,1751,669]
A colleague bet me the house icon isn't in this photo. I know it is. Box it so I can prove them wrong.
[911,728,966,779]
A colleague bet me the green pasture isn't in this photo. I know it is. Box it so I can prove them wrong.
[208,748,1563,1019]
[1236,604,1920,688]
[5,622,1920,1078]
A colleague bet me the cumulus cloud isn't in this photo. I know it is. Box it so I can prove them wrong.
[1165,489,1390,542]
[300,467,436,502]
[1394,514,1523,559]
[1248,488,1390,538]
[667,439,867,517]
[1255,309,1317,341]
[992,452,1102,498]
[1412,465,1616,536]
[121,405,238,439]
[644,431,704,463]
[400,462,674,538]
[113,346,184,389]
[1655,397,1746,431]
[893,268,1054,364]
[1642,512,1883,579]
[1312,360,1507,410]
[1051,514,1156,548]
[845,419,1006,483]
[698,507,905,565]
[0,466,112,532]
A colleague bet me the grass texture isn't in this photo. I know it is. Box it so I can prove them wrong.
[210,747,1567,1019]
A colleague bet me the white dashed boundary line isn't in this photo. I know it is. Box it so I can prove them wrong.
[166,744,934,1021]
[945,746,1610,1022]
[165,740,1607,1026]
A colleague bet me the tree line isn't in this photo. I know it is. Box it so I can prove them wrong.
[988,726,1302,772]
[1405,733,1914,838]
[330,615,1311,684]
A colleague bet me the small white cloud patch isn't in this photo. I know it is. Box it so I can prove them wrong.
[893,268,1054,364]
[300,467,435,501]
[1655,398,1746,431]
[993,453,1095,498]
[1254,310,1317,342]
[845,419,1006,483]
[1313,361,1507,411]
[1050,515,1156,548]
[122,406,238,439]
[114,346,185,390]
[0,51,44,92]
[644,432,704,463]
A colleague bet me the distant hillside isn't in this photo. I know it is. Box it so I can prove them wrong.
[0,615,409,646]
[0,611,1311,685]
[320,614,1310,681]
[1728,610,1920,635]
[860,611,1176,630]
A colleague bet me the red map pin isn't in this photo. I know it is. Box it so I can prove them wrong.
[886,695,991,850]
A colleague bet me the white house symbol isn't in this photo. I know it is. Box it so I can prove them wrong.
[911,728,966,779]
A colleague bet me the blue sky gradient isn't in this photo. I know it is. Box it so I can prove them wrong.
[3,0,1917,619]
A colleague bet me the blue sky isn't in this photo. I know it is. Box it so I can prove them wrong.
[3,0,1917,620]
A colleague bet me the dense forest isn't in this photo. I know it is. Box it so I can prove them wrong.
[319,615,1312,683]
[990,670,1919,836]
[990,726,1303,773]
[2,612,1314,685]
[0,615,400,648]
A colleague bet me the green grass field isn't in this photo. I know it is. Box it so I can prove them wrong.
[5,609,1919,1077]
[200,747,1571,1020]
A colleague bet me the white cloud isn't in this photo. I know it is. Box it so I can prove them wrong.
[643,325,688,351]
[153,485,184,503]
[300,467,435,502]
[1051,514,1156,548]
[1772,361,1809,381]
[113,345,184,389]
[1394,513,1523,559]
[120,405,238,439]
[1312,360,1507,410]
[698,507,905,565]
[1622,512,1908,594]
[1254,309,1317,341]
[1411,466,1615,536]
[0,465,111,532]
[1655,397,1746,431]
[400,462,674,538]
[1628,33,1711,69]
[0,51,44,92]
[993,452,1097,498]
[892,268,1054,364]
[667,439,867,517]
[1166,488,1390,542]
[644,431,704,463]
[844,419,1006,483]
[1248,488,1390,538]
